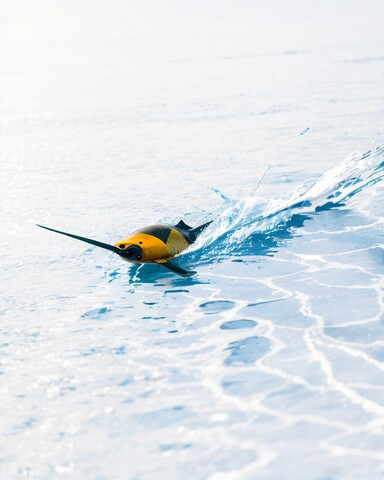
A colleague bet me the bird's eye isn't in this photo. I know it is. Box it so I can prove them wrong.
[136,255,142,260]
[119,244,125,249]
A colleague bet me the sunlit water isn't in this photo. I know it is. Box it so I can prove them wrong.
[1,1,384,479]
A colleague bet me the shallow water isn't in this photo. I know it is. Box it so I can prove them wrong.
[1,1,384,479]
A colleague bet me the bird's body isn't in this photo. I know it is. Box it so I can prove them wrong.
[37,219,211,276]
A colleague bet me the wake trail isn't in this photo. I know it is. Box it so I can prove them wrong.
[183,145,384,263]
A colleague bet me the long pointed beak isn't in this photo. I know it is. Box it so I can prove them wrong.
[36,224,123,255]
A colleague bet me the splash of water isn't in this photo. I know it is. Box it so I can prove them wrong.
[184,145,384,263]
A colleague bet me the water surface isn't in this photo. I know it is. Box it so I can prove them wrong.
[1,1,384,479]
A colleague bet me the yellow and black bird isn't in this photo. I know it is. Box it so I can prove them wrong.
[37,220,212,276]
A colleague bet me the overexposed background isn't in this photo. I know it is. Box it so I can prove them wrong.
[1,1,383,479]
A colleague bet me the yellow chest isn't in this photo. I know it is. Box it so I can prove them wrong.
[114,227,190,262]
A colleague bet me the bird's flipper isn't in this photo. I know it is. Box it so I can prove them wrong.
[154,260,196,277]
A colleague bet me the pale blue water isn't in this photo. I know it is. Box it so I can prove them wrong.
[1,1,384,479]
